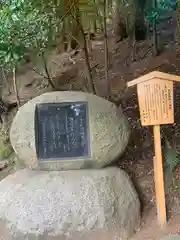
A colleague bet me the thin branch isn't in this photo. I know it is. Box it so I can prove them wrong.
[68,32,82,48]
[59,1,76,23]
[32,68,49,80]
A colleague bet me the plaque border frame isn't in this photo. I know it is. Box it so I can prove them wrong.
[34,101,91,161]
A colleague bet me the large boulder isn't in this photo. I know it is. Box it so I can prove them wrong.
[10,91,130,171]
[0,167,140,239]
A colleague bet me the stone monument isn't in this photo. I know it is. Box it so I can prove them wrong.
[10,91,130,170]
[0,91,141,239]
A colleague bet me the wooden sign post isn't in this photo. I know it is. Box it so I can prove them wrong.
[127,71,180,228]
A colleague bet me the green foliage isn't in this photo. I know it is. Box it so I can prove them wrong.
[0,0,64,72]
[0,1,26,70]
[164,139,180,173]
[0,0,112,73]
[0,145,13,158]
[0,128,13,159]
[146,0,175,24]
[177,0,180,7]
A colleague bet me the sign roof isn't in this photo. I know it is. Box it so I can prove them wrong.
[127,71,180,87]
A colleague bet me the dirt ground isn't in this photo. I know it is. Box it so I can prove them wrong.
[0,29,180,239]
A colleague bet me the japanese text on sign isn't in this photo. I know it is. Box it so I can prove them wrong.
[137,79,174,126]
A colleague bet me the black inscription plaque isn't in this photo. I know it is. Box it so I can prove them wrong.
[34,102,90,160]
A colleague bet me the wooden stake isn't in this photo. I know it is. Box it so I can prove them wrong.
[127,71,180,226]
[153,125,167,227]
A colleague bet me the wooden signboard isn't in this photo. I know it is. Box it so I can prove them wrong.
[127,71,180,228]
[137,79,174,126]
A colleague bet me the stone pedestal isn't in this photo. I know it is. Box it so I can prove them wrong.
[0,167,140,240]
[161,237,180,240]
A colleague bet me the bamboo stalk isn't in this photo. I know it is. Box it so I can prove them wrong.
[103,0,110,98]
[70,9,96,94]
[86,33,92,53]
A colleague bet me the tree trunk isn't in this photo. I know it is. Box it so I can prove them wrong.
[82,30,96,94]
[135,0,147,40]
[103,0,110,98]
[113,0,147,42]
[13,67,20,109]
[86,33,92,53]
[176,8,180,49]
[69,4,96,94]
[152,0,158,56]
[113,0,127,42]
[41,52,56,89]
[1,67,11,95]
[65,0,80,51]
